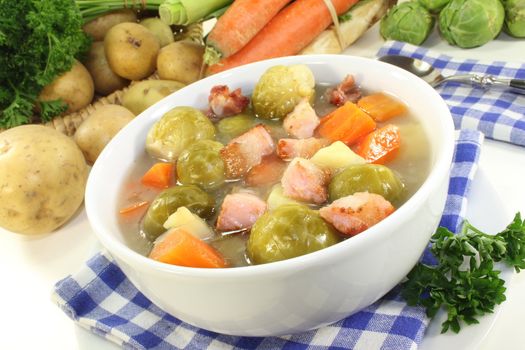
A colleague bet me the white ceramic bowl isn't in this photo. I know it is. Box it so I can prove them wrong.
[86,55,454,336]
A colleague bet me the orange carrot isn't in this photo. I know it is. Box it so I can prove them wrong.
[245,154,287,187]
[357,93,407,122]
[207,0,359,75]
[316,102,376,145]
[141,162,174,189]
[149,228,228,268]
[354,124,401,164]
[206,0,293,62]
[119,200,150,216]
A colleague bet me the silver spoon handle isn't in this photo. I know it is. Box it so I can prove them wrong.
[435,74,525,94]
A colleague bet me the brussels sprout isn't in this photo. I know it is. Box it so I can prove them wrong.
[418,0,451,12]
[439,0,504,48]
[216,114,256,142]
[177,140,226,190]
[503,0,525,37]
[252,65,315,120]
[329,164,404,203]
[142,185,214,240]
[247,204,341,264]
[380,2,434,45]
[146,106,216,161]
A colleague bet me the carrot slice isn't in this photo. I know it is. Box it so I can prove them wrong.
[206,0,293,61]
[357,93,407,122]
[316,102,376,145]
[141,162,174,189]
[119,200,150,216]
[206,0,359,74]
[354,124,401,164]
[149,228,228,268]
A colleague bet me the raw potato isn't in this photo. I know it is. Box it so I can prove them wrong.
[38,60,94,114]
[0,125,88,235]
[157,41,205,84]
[74,104,135,164]
[122,80,185,115]
[104,22,160,81]
[84,41,129,95]
[140,17,174,47]
[82,9,137,41]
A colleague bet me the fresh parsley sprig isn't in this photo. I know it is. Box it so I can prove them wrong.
[401,213,525,333]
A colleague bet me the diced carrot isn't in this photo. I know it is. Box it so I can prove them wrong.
[206,0,293,61]
[206,0,359,75]
[119,200,150,216]
[141,162,174,189]
[149,228,228,268]
[316,102,376,145]
[357,93,407,122]
[354,124,401,164]
[245,153,288,187]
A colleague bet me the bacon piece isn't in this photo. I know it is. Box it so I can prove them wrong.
[220,124,275,179]
[281,158,329,204]
[216,192,267,231]
[327,75,362,107]
[207,85,250,121]
[319,192,394,236]
[245,154,287,187]
[283,98,320,139]
[277,137,330,160]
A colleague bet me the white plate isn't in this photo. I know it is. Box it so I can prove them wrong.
[71,167,513,349]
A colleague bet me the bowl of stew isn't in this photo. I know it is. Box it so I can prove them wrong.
[86,54,454,336]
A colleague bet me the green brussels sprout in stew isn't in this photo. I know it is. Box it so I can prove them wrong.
[216,113,257,142]
[251,65,315,120]
[177,140,226,190]
[247,204,341,265]
[142,185,215,240]
[146,106,216,161]
[329,164,404,203]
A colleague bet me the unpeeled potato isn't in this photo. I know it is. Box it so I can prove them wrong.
[0,125,88,235]
[84,41,129,95]
[140,17,174,47]
[74,104,135,164]
[83,9,137,41]
[38,60,94,114]
[104,23,160,81]
[157,41,205,84]
[122,80,185,115]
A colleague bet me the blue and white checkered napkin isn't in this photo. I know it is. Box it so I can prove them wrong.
[53,130,484,350]
[378,41,525,147]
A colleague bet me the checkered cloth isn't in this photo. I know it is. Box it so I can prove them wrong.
[53,129,484,350]
[378,41,525,147]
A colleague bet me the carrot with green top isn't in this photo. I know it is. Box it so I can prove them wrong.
[205,0,294,64]
[354,124,401,164]
[149,228,228,268]
[357,92,407,122]
[316,102,376,145]
[141,162,175,189]
[206,0,359,75]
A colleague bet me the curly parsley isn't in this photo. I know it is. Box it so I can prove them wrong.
[0,0,90,128]
[401,213,525,333]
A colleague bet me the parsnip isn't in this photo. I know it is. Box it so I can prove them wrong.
[300,0,394,54]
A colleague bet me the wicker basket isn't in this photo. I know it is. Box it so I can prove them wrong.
[43,22,203,137]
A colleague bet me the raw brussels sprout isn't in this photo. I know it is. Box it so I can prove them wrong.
[439,0,504,48]
[329,164,404,203]
[177,140,225,190]
[146,106,216,161]
[216,114,256,142]
[380,2,434,45]
[142,185,214,240]
[503,0,525,37]
[251,65,315,120]
[418,0,451,12]
[247,204,340,264]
